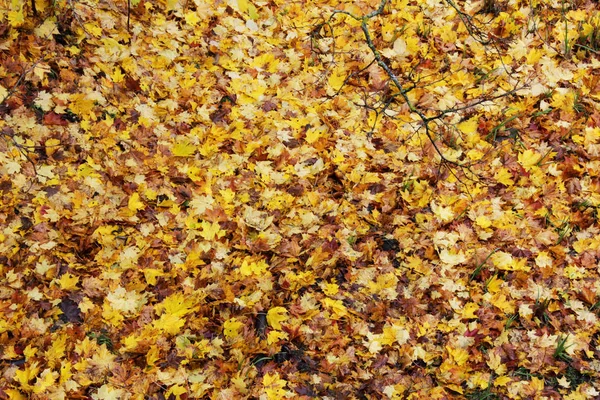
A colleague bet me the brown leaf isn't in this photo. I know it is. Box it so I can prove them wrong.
[43,111,69,126]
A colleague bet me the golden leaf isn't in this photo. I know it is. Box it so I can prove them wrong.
[266,307,287,330]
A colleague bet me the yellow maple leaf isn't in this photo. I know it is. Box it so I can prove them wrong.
[467,149,485,161]
[247,3,259,20]
[3,389,25,400]
[135,104,157,127]
[367,273,398,298]
[431,201,455,223]
[438,249,467,266]
[517,149,540,169]
[530,376,545,392]
[322,281,339,296]
[199,220,225,241]
[128,192,145,212]
[493,375,512,387]
[556,375,571,388]
[262,372,289,400]
[224,318,244,339]
[35,18,59,39]
[172,140,196,157]
[491,252,530,271]
[490,293,514,313]
[154,313,185,335]
[91,345,117,373]
[153,292,195,335]
[322,298,347,319]
[348,165,381,184]
[92,384,125,400]
[239,259,269,276]
[219,188,235,203]
[237,0,248,13]
[121,334,142,352]
[494,167,514,186]
[106,286,147,315]
[14,361,40,391]
[8,9,25,28]
[184,11,201,26]
[23,345,37,360]
[305,128,322,144]
[457,117,478,135]
[110,67,124,83]
[462,302,479,319]
[486,275,502,293]
[165,0,177,11]
[381,324,409,346]
[166,385,188,400]
[475,215,492,229]
[69,93,95,118]
[0,84,8,103]
[143,269,163,286]
[160,292,195,318]
[490,251,513,269]
[57,273,79,291]
[328,67,347,91]
[45,333,66,368]
[267,330,288,345]
[447,345,469,366]
[572,238,597,254]
[45,138,61,157]
[146,345,160,368]
[84,22,102,37]
[266,307,287,330]
[32,369,57,394]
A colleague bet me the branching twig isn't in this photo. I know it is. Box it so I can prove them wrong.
[0,132,40,178]
[445,0,493,45]
[0,59,42,109]
[321,0,522,174]
[321,58,376,104]
[330,0,464,165]
[0,59,45,178]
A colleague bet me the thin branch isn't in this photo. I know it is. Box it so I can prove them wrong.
[0,59,44,179]
[321,58,377,104]
[354,7,459,165]
[429,89,522,121]
[128,0,131,31]
[0,132,39,178]
[0,59,43,108]
[444,0,492,45]
[324,0,521,170]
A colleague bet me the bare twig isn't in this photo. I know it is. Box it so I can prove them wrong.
[0,59,45,178]
[321,0,521,172]
[0,59,42,108]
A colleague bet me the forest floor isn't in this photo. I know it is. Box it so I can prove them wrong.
[1,0,600,398]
